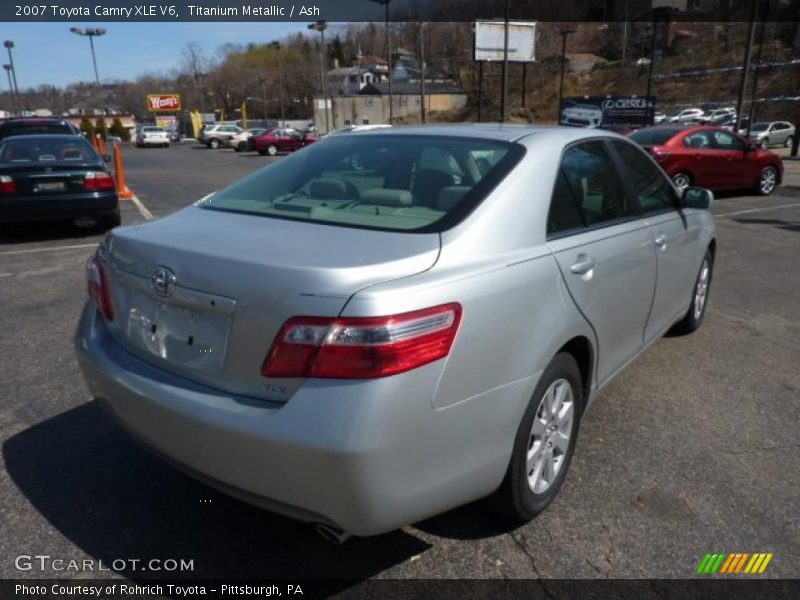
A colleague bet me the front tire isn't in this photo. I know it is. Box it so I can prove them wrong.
[208,138,220,149]
[671,249,713,335]
[784,136,794,148]
[759,139,769,150]
[491,353,583,522]
[756,165,778,196]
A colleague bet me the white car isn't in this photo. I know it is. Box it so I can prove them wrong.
[668,108,705,123]
[136,126,170,148]
[698,107,735,123]
[223,128,266,152]
[200,124,244,149]
[561,104,604,128]
[654,112,667,124]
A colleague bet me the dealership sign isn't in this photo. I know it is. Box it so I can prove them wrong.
[147,94,181,112]
[560,95,655,131]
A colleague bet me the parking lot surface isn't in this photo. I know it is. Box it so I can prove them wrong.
[1,142,798,581]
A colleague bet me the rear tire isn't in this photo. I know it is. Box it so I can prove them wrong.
[490,353,583,523]
[671,249,713,335]
[208,138,220,149]
[267,145,278,156]
[672,172,692,192]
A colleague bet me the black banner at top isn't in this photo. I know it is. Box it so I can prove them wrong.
[2,0,799,23]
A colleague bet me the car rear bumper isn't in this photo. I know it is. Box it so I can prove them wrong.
[139,139,169,145]
[74,303,527,536]
[0,192,118,223]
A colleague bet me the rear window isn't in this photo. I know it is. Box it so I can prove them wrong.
[200,134,524,232]
[0,136,98,163]
[142,127,163,133]
[628,128,681,146]
[0,121,74,138]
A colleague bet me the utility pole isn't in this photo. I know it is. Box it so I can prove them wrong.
[271,41,285,126]
[370,0,393,123]
[307,21,329,133]
[3,64,16,116]
[419,22,426,124]
[500,0,510,122]
[747,1,771,136]
[558,29,575,122]
[735,0,759,133]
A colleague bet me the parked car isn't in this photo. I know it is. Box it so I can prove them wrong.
[747,121,795,149]
[560,102,604,128]
[627,125,783,195]
[135,126,170,148]
[200,124,244,149]
[224,128,266,152]
[698,107,735,123]
[75,125,716,540]
[635,57,652,67]
[252,127,318,155]
[653,112,667,124]
[667,108,705,123]
[0,117,81,141]
[0,134,119,229]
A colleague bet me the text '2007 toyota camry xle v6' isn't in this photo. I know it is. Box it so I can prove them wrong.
[75,125,716,540]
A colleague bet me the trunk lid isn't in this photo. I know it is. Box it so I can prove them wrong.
[104,206,440,402]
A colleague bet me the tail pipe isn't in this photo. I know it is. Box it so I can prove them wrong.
[315,523,352,544]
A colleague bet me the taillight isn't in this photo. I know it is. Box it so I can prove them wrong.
[262,303,462,379]
[84,171,115,191]
[0,175,17,194]
[86,249,114,321]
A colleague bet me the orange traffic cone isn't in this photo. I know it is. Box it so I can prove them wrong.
[113,143,134,200]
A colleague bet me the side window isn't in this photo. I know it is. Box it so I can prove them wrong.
[561,142,634,226]
[684,131,712,149]
[712,131,745,151]
[547,169,586,236]
[613,142,676,213]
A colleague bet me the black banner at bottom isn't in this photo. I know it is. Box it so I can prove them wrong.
[3,579,800,600]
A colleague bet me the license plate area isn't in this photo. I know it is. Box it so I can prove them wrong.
[35,181,66,192]
[118,283,234,371]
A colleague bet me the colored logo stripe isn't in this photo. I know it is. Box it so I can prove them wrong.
[697,552,773,574]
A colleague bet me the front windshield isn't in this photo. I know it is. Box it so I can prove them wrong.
[200,134,524,232]
[0,137,98,163]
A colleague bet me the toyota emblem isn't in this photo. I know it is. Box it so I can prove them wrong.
[151,266,177,297]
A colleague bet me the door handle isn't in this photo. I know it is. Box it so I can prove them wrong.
[654,234,667,249]
[570,256,597,275]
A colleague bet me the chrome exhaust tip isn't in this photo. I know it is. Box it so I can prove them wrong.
[315,523,351,544]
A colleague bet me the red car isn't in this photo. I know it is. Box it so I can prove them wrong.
[627,125,783,196]
[252,127,318,156]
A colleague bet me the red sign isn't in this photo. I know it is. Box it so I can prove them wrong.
[147,94,181,112]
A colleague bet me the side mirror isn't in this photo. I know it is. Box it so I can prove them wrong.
[682,186,713,210]
[102,154,112,163]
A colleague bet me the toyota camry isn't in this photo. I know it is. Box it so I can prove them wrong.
[75,125,716,540]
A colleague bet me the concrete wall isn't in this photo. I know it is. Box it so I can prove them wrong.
[313,93,468,131]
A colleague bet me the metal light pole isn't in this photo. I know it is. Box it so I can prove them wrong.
[308,21,329,134]
[735,1,759,133]
[557,29,575,122]
[70,27,106,88]
[370,0,393,123]
[271,41,286,127]
[3,41,20,115]
[3,64,16,115]
[747,1,771,136]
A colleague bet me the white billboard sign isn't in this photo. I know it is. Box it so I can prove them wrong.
[474,20,537,63]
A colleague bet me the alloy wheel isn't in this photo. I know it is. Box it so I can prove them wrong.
[527,378,574,495]
[693,259,710,320]
[672,173,691,192]
[760,167,777,195]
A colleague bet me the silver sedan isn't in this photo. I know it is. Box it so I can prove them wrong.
[75,125,716,540]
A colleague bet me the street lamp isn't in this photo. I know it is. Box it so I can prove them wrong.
[271,41,286,127]
[369,0,393,123]
[3,41,20,115]
[70,27,106,88]
[307,21,329,134]
[3,64,16,116]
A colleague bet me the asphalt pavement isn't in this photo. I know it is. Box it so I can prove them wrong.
[0,142,798,583]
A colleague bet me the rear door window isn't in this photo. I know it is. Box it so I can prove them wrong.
[560,142,635,226]
[613,142,676,213]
